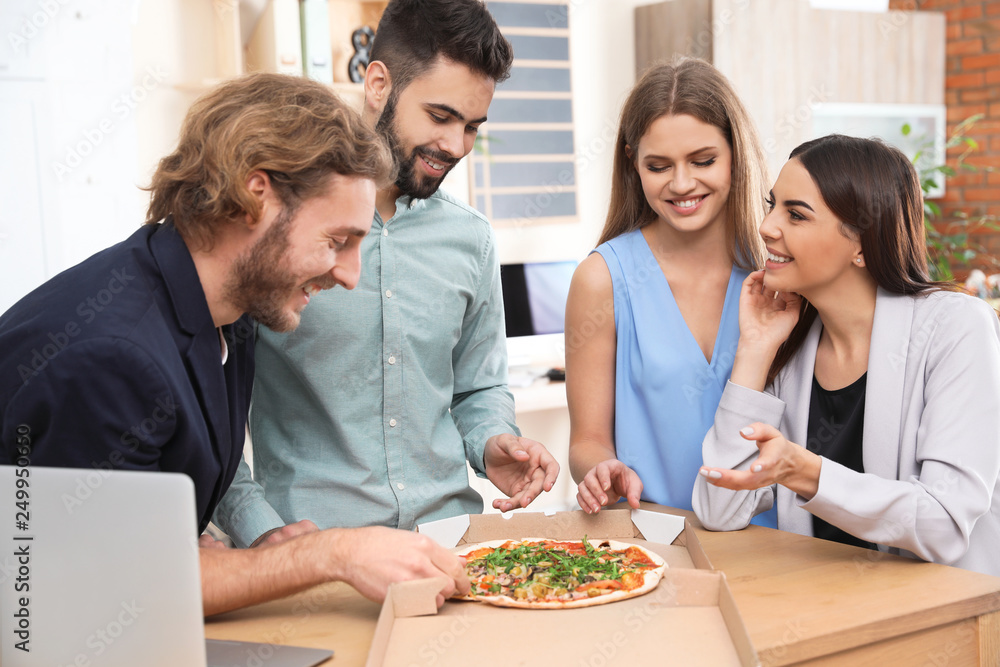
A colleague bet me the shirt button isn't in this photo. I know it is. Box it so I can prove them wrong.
[385,289,392,298]
[397,482,405,491]
[389,418,397,427]
[388,355,396,365]
[382,228,389,237]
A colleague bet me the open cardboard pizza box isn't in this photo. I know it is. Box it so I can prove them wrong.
[365,509,760,666]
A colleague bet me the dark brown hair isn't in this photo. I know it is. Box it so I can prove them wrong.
[145,72,394,249]
[600,57,768,270]
[766,134,957,385]
[370,0,513,94]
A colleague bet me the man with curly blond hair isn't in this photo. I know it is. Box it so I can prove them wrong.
[0,72,470,615]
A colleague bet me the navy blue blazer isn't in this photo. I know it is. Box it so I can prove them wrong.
[0,220,254,532]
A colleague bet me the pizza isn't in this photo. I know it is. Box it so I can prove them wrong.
[453,537,666,609]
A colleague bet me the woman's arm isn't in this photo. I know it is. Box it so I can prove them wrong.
[693,271,801,529]
[800,296,1000,565]
[565,254,643,512]
[693,382,788,530]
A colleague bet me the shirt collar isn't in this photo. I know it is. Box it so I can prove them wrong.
[374,193,426,227]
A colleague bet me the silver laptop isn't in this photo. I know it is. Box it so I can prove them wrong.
[0,465,331,667]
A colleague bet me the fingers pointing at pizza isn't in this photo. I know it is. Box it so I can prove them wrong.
[484,433,561,512]
[577,459,643,514]
[333,526,471,608]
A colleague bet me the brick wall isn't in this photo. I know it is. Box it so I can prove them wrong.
[890,0,1000,276]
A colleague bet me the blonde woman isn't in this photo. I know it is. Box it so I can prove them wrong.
[567,58,775,526]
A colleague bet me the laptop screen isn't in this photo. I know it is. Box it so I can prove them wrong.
[0,466,206,667]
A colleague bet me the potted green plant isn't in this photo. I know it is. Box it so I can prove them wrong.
[905,114,999,282]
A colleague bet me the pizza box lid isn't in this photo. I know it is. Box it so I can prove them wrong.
[364,509,759,666]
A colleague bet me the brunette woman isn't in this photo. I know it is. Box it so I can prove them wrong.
[694,135,1000,575]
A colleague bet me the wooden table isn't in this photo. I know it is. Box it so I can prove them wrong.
[205,506,1000,666]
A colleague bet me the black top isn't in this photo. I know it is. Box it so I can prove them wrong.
[0,220,255,532]
[806,372,877,550]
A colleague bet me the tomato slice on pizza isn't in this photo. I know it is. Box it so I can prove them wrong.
[453,537,667,609]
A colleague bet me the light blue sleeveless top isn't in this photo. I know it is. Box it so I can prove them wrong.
[595,229,777,527]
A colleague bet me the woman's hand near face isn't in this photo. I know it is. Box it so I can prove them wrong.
[730,271,802,390]
[738,270,802,348]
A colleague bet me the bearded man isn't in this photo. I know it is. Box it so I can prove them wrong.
[0,72,470,615]
[214,0,560,547]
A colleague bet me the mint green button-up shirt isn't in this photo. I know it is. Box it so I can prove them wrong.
[213,190,519,547]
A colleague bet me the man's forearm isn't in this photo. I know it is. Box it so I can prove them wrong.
[200,531,344,617]
[200,526,470,617]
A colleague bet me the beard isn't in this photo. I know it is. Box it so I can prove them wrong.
[225,206,334,333]
[376,93,459,200]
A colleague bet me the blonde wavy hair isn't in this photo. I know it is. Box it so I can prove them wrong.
[145,72,394,249]
[601,57,767,269]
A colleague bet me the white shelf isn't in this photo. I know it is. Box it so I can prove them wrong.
[511,378,567,414]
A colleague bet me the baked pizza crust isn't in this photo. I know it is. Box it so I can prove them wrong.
[453,538,667,610]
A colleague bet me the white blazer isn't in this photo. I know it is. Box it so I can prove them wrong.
[693,288,1000,576]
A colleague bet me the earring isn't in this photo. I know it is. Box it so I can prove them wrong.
[855,258,862,264]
